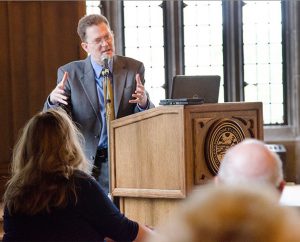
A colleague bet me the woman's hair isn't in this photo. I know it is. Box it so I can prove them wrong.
[3,108,91,215]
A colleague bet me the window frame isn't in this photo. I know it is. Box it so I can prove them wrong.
[101,0,300,141]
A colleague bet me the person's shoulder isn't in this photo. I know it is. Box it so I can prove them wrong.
[73,170,107,198]
[73,170,99,189]
[115,55,143,66]
[59,57,89,71]
[73,169,93,180]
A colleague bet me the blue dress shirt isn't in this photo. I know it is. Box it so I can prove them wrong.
[90,58,113,149]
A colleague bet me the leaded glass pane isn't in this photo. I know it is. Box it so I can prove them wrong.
[86,1,101,14]
[243,1,283,124]
[124,1,164,106]
[183,1,224,103]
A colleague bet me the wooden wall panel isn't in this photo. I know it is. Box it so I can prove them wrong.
[0,2,86,192]
[8,3,35,137]
[0,2,13,165]
[41,2,86,95]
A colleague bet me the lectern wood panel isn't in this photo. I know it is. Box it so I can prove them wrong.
[110,107,187,198]
[110,102,263,226]
[119,197,180,227]
[188,103,263,184]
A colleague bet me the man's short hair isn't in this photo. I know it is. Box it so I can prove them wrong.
[77,14,110,42]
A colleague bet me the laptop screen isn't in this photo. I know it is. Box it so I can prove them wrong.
[171,75,221,103]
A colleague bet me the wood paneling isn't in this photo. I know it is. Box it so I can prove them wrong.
[0,1,86,191]
[0,2,13,168]
[110,102,263,226]
[119,198,180,227]
[111,107,186,199]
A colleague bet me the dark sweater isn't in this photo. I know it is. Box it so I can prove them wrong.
[3,171,138,242]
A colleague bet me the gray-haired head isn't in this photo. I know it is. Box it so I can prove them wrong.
[217,138,284,189]
[77,14,111,42]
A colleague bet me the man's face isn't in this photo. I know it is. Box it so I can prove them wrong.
[81,22,115,65]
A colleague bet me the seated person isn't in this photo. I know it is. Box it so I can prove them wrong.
[147,184,300,242]
[3,108,153,242]
[215,138,285,191]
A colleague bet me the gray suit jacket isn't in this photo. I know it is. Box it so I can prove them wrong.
[44,55,154,166]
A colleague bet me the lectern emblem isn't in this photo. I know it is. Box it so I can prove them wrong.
[205,119,245,175]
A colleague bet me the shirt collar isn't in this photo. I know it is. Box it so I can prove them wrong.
[90,57,113,78]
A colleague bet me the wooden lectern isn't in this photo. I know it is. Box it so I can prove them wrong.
[110,102,263,226]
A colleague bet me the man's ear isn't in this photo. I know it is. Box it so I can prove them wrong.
[81,42,88,53]
[214,176,220,185]
[278,180,286,193]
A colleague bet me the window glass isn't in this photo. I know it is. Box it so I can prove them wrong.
[123,1,165,106]
[86,1,101,14]
[88,0,285,125]
[183,1,224,103]
[243,1,283,124]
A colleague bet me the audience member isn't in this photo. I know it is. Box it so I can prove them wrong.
[147,184,300,242]
[43,14,154,194]
[216,138,285,191]
[3,108,153,242]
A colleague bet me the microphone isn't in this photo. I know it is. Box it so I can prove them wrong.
[101,55,110,69]
[101,55,112,106]
[103,57,109,69]
[101,55,110,77]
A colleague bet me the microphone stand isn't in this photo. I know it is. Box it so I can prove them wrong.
[102,61,114,201]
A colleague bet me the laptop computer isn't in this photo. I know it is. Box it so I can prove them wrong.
[159,98,204,105]
[159,75,221,105]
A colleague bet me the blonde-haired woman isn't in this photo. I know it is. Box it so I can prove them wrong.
[3,108,152,242]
